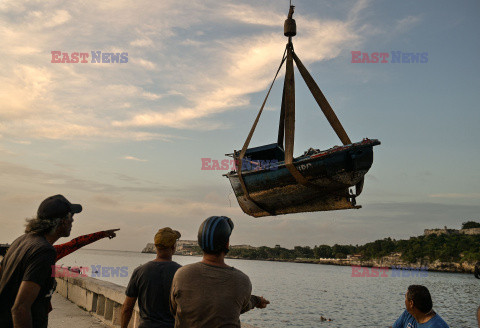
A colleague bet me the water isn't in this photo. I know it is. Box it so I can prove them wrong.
[58,249,479,327]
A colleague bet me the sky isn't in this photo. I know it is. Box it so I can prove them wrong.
[1,0,479,251]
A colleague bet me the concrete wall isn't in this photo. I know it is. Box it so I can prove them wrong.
[55,272,140,328]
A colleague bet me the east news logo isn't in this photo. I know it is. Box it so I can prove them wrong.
[51,51,128,63]
[351,51,428,63]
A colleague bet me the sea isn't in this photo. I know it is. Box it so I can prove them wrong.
[57,249,479,328]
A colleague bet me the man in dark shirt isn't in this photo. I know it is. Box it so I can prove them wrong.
[121,227,182,328]
[0,194,82,328]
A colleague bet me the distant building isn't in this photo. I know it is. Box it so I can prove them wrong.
[346,254,362,260]
[424,226,480,236]
[175,240,200,255]
[424,226,459,236]
[461,228,480,235]
[230,244,257,250]
[141,240,257,255]
[176,240,197,249]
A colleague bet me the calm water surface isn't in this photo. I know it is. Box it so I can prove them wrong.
[58,249,479,327]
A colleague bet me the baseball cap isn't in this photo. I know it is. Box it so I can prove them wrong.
[37,195,82,220]
[154,227,181,248]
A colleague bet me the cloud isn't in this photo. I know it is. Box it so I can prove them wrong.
[130,38,153,47]
[90,194,120,206]
[113,9,363,129]
[0,161,172,194]
[220,3,285,27]
[0,0,371,141]
[394,15,422,33]
[123,156,147,162]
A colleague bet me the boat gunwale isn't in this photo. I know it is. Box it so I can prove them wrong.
[223,138,380,178]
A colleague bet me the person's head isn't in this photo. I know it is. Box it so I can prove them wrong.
[25,194,82,237]
[197,216,234,255]
[405,285,433,315]
[154,227,181,257]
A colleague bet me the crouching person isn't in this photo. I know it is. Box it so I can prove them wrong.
[170,216,269,328]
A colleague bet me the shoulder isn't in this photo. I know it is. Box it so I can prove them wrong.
[393,310,414,328]
[230,266,250,279]
[168,261,182,270]
[176,262,201,274]
[229,267,252,285]
[28,234,55,258]
[429,313,449,328]
[29,233,54,248]
[174,262,205,279]
[131,262,150,276]
[9,234,28,247]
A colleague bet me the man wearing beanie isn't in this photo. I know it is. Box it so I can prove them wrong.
[0,194,82,328]
[121,227,182,328]
[170,216,269,328]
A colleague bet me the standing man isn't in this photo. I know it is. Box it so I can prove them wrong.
[170,216,269,328]
[121,227,182,328]
[392,285,449,328]
[0,194,82,328]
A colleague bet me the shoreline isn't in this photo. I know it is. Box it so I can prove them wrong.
[168,253,476,275]
[1,249,475,275]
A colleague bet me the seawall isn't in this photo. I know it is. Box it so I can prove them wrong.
[55,271,139,327]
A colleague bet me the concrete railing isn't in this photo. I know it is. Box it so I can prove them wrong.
[55,272,140,328]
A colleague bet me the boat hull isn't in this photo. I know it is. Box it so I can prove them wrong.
[225,139,380,217]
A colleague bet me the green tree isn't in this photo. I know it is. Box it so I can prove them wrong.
[314,245,333,258]
[462,221,480,229]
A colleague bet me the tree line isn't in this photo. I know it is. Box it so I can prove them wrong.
[227,221,480,263]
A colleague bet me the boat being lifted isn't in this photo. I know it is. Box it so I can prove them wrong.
[224,5,380,217]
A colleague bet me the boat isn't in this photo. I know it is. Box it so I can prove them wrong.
[224,5,380,217]
[225,139,379,217]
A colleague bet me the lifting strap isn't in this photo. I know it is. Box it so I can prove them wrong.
[283,45,310,186]
[277,76,286,148]
[292,51,351,145]
[236,48,287,215]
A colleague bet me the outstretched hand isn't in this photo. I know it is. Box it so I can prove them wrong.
[105,229,120,239]
[256,296,270,309]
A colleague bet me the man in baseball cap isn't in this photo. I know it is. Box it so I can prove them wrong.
[122,227,182,328]
[154,228,181,249]
[0,194,82,328]
[37,194,82,220]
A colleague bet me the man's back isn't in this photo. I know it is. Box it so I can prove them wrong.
[170,262,252,328]
[126,260,181,328]
[0,233,56,328]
